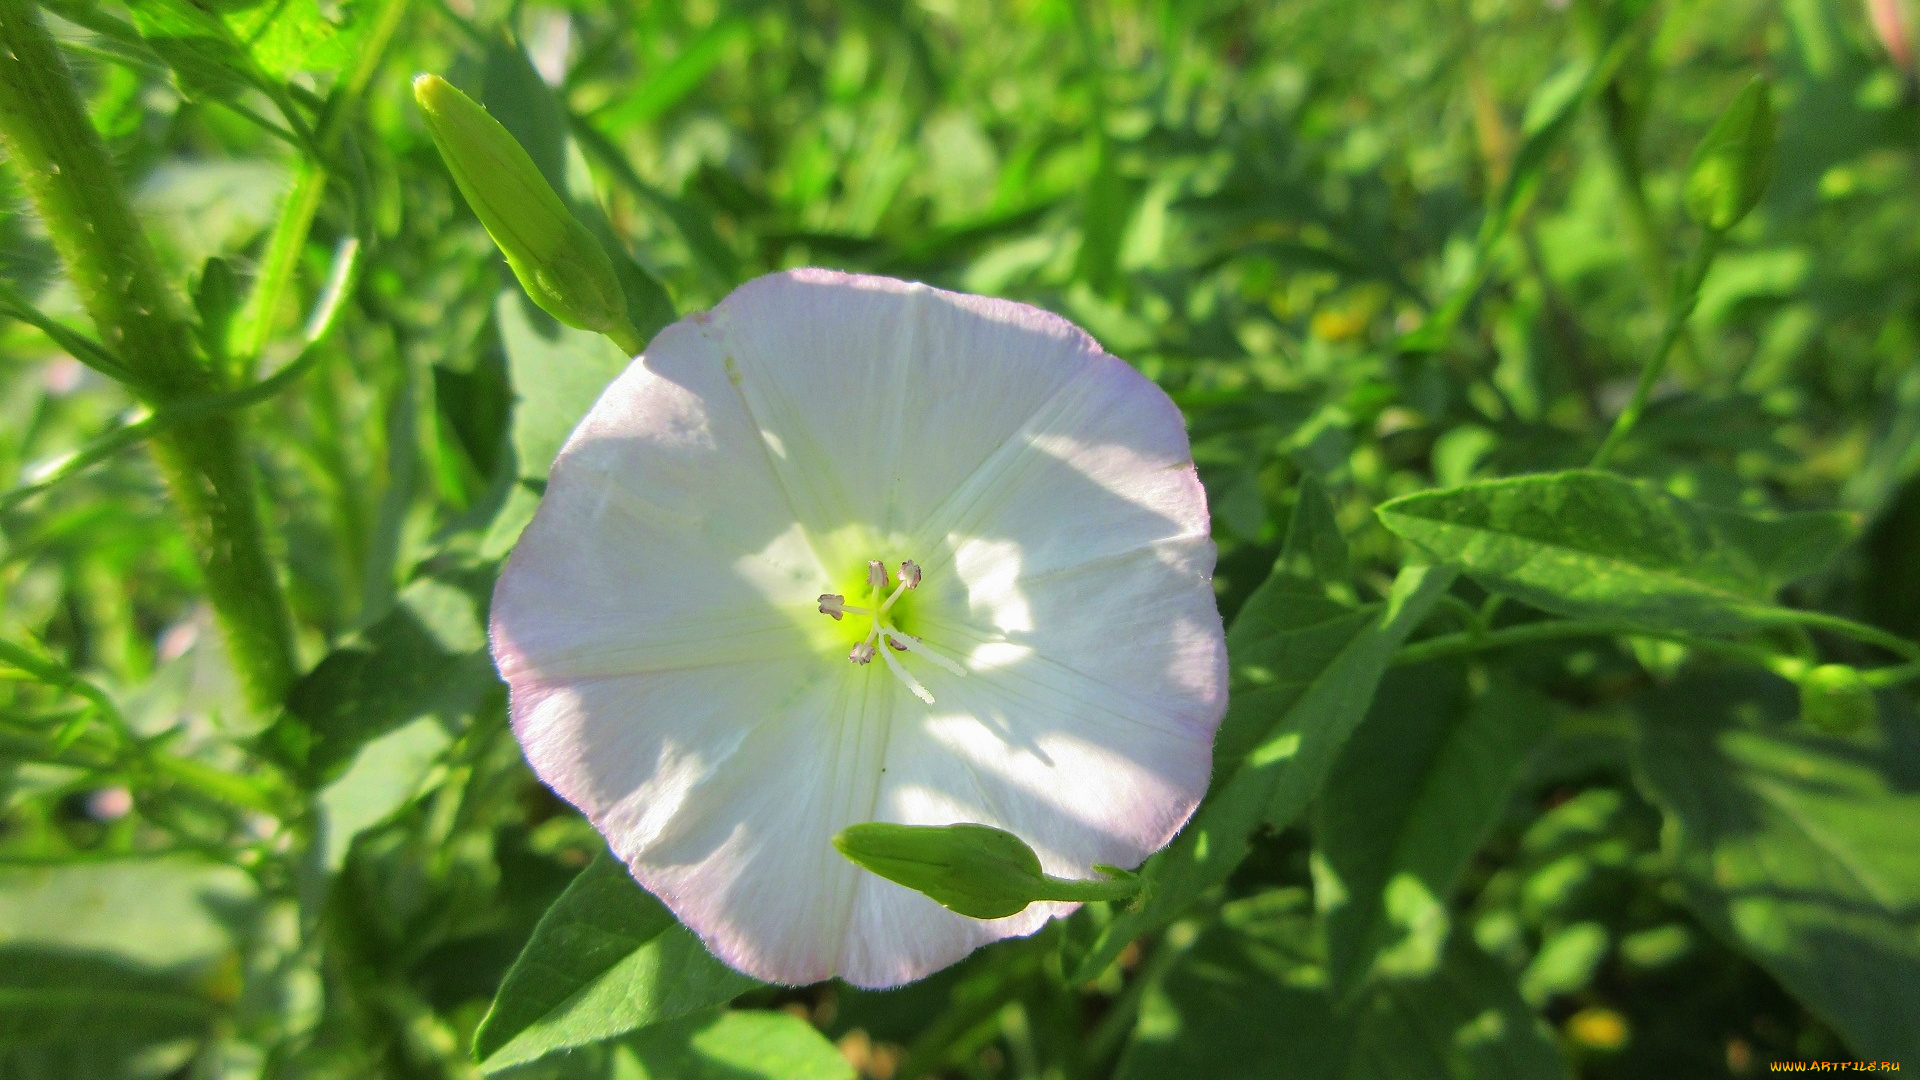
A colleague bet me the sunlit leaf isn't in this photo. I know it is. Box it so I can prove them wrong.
[618,1009,854,1080]
[1316,670,1553,996]
[475,849,759,1073]
[266,573,496,785]
[1376,470,1855,632]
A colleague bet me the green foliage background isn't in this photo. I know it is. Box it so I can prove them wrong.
[1,0,1918,1077]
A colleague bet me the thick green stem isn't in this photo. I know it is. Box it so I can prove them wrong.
[0,0,297,710]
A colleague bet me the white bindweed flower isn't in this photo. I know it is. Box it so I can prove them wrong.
[490,269,1227,988]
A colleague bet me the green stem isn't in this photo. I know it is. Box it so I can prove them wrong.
[1581,6,1705,379]
[1754,609,1920,661]
[1397,610,1920,686]
[0,641,285,814]
[1864,660,1920,689]
[1395,617,1788,674]
[1034,868,1142,905]
[230,0,412,367]
[0,0,297,711]
[0,279,133,380]
[231,163,328,368]
[2,239,359,514]
[1591,230,1721,467]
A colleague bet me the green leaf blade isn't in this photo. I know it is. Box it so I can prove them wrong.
[1316,671,1554,997]
[475,849,760,1073]
[1376,470,1854,633]
[1635,673,1920,1060]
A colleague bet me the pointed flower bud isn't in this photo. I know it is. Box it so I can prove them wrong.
[832,822,1144,920]
[1799,663,1877,735]
[413,74,629,338]
[1683,77,1776,233]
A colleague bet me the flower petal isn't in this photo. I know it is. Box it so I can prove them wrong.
[491,317,829,684]
[709,270,1115,555]
[495,269,1228,990]
[513,657,972,987]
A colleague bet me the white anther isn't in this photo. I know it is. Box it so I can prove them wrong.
[868,560,889,590]
[849,640,877,664]
[818,594,846,620]
[898,560,922,589]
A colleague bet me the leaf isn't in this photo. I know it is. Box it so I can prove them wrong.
[316,716,453,869]
[0,858,255,972]
[597,16,753,127]
[1634,672,1920,1060]
[1315,670,1553,997]
[1376,470,1855,633]
[618,1009,855,1080]
[1798,664,1877,735]
[497,290,634,482]
[483,35,570,194]
[1277,473,1351,585]
[134,160,288,273]
[223,0,360,78]
[267,573,497,785]
[1072,564,1454,982]
[475,849,759,1073]
[126,0,263,101]
[0,947,215,1050]
[1114,891,1566,1080]
[126,0,358,97]
[1398,42,1628,353]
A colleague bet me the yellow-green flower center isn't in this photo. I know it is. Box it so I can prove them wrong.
[817,559,964,704]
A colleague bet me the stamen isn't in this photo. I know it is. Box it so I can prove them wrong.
[878,577,910,614]
[884,631,967,676]
[817,594,869,620]
[878,640,936,705]
[830,555,959,702]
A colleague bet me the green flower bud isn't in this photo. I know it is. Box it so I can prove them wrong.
[413,74,629,338]
[1799,663,1877,735]
[834,822,1050,919]
[833,822,1144,920]
[1684,78,1776,233]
